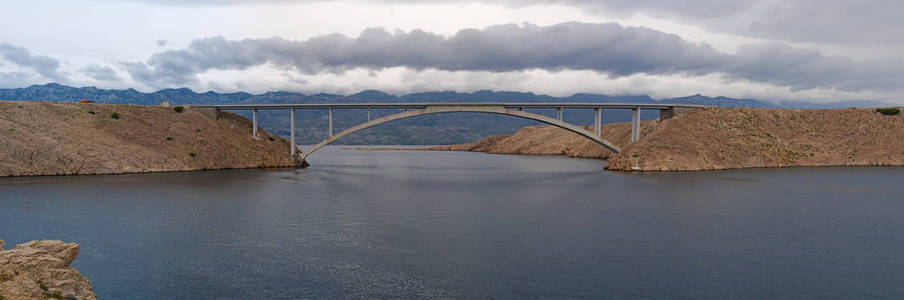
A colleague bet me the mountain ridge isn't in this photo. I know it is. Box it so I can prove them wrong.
[0,83,893,145]
[3,83,888,108]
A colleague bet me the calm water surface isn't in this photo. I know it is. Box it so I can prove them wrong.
[2,147,903,298]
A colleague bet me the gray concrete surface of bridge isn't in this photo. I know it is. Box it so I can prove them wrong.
[191,102,707,160]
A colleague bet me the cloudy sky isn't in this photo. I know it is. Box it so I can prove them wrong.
[1,0,902,103]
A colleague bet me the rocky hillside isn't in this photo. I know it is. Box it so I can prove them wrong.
[426,108,904,171]
[0,239,96,300]
[607,108,904,171]
[424,121,650,159]
[0,101,304,177]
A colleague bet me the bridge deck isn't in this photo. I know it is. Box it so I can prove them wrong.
[192,102,708,110]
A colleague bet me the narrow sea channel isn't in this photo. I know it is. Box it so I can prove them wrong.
[2,146,903,298]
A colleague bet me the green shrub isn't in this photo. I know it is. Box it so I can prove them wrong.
[632,154,639,158]
[876,108,900,116]
[195,128,201,133]
[189,152,196,157]
[166,137,173,141]
[173,106,184,113]
[267,136,275,141]
[88,110,95,115]
[110,112,120,119]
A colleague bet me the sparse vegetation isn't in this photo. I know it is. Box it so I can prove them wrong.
[632,154,639,158]
[189,152,196,157]
[88,110,95,115]
[110,112,120,119]
[173,106,184,113]
[268,136,275,141]
[165,137,173,141]
[876,108,900,116]
[45,291,63,299]
[195,128,201,133]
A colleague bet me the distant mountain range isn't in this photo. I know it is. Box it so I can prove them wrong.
[0,83,892,145]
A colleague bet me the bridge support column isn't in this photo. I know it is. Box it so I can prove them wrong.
[631,107,641,142]
[290,108,296,155]
[594,107,601,137]
[252,108,258,138]
[556,107,563,121]
[367,107,371,122]
[328,107,333,137]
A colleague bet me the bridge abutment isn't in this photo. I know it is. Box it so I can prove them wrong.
[660,106,703,120]
[193,107,219,120]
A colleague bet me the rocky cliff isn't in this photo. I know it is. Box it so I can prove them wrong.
[0,101,305,177]
[0,239,96,300]
[425,108,904,171]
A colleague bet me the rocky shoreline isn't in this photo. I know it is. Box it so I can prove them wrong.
[0,101,305,178]
[0,239,96,300]
[389,107,904,171]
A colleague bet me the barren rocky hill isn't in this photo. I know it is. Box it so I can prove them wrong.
[425,122,645,159]
[0,101,303,177]
[607,108,904,171]
[426,108,904,171]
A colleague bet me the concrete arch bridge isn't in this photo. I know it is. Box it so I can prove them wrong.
[192,103,705,161]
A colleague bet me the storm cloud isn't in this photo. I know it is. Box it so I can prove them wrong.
[508,0,904,45]
[0,42,67,81]
[81,64,122,82]
[115,0,904,46]
[124,22,903,92]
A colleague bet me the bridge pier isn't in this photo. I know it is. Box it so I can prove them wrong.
[290,108,297,155]
[252,108,258,138]
[631,107,641,142]
[594,107,601,137]
[367,107,371,122]
[556,107,563,121]
[328,107,333,137]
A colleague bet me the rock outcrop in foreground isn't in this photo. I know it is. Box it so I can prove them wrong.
[0,239,96,300]
[0,101,305,177]
[426,108,904,171]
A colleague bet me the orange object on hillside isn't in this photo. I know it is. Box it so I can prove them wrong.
[79,99,93,103]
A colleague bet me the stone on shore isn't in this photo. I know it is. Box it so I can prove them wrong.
[0,239,96,300]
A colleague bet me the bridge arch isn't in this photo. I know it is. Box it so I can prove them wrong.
[300,105,621,160]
